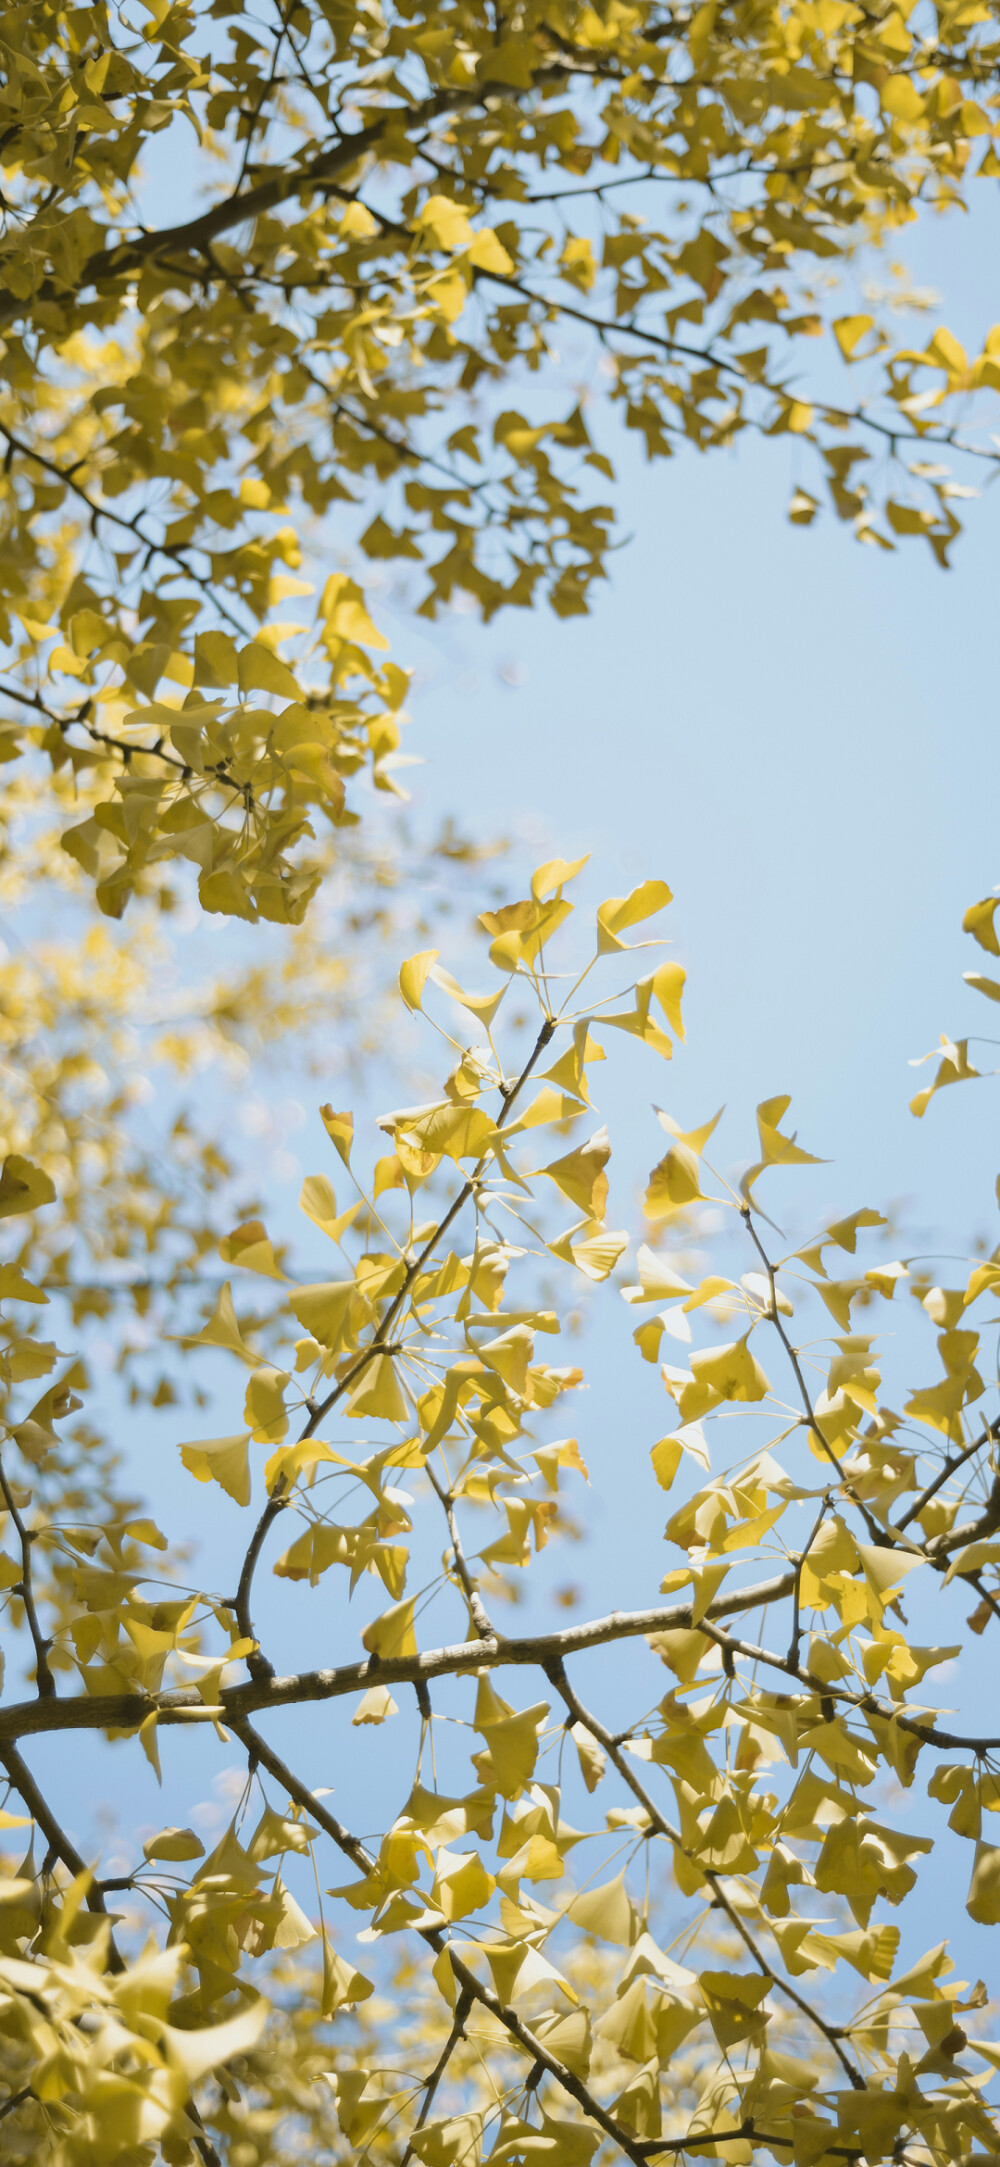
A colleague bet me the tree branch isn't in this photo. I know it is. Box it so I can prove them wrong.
[399,1985,474,2167]
[541,1656,867,2092]
[228,1714,652,2167]
[425,1457,496,1639]
[2,1562,1000,1754]
[896,1423,998,1533]
[0,1455,54,1698]
[0,1740,123,1970]
[233,1013,556,1674]
[787,1495,831,1671]
[0,75,572,336]
[0,2087,33,2123]
[0,420,251,643]
[0,1571,799,1743]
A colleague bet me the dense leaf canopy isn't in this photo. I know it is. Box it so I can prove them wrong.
[2,0,1000,917]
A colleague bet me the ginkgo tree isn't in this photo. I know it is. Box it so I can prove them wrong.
[5,0,1000,923]
[6,3,1000,2164]
[3,862,1000,2167]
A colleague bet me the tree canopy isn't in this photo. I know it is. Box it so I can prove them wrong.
[3,0,1000,918]
[3,5,1000,2167]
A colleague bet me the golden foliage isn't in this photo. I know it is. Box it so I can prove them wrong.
[0,871,998,2165]
[1,0,1000,915]
[2,5,1000,2162]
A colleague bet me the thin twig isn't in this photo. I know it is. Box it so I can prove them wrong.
[425,1458,495,1639]
[787,1495,830,1670]
[232,1014,556,1673]
[896,1425,997,1532]
[0,1455,54,1698]
[0,420,250,642]
[399,1986,474,2167]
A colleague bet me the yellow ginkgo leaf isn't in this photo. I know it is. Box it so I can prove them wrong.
[416,194,474,251]
[143,1826,206,1863]
[299,1174,362,1243]
[218,1218,287,1280]
[347,1352,409,1423]
[567,1872,637,1947]
[432,1847,496,1920]
[361,1596,418,1660]
[244,1365,290,1443]
[539,1127,610,1219]
[644,1140,704,1217]
[289,1280,369,1350]
[320,573,389,649]
[161,2000,268,2085]
[466,228,514,274]
[689,1335,771,1405]
[399,948,440,1011]
[178,1282,261,1369]
[0,1154,56,1219]
[323,1937,375,2011]
[530,854,589,902]
[596,878,673,953]
[179,1433,252,1507]
[430,964,506,1029]
[399,1102,499,1162]
[741,1095,825,1196]
[833,314,875,360]
[265,1437,341,1492]
[963,896,1000,954]
[320,1105,354,1162]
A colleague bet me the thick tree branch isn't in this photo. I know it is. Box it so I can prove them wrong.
[3,1561,1000,1754]
[0,74,572,336]
[0,1572,798,1742]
